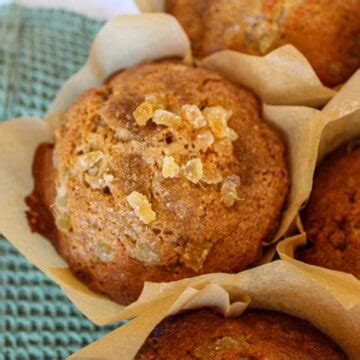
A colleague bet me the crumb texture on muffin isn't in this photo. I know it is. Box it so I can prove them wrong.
[297,146,360,278]
[166,0,360,86]
[27,62,288,304]
[136,308,346,359]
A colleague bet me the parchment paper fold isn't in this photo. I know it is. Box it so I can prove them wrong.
[277,70,360,290]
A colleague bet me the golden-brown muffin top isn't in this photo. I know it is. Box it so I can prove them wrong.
[166,0,360,86]
[137,308,346,359]
[298,145,360,278]
[51,62,288,303]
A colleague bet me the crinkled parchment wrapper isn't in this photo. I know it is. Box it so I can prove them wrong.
[277,71,360,284]
[0,13,333,325]
[69,260,360,359]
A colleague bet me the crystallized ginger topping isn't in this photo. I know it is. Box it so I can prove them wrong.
[131,98,243,204]
[77,151,104,171]
[182,242,211,271]
[162,156,180,178]
[194,336,245,359]
[153,109,181,127]
[181,104,207,128]
[127,191,156,224]
[183,158,204,184]
[221,175,240,207]
[203,106,232,139]
[213,138,233,156]
[196,130,215,150]
[133,102,154,127]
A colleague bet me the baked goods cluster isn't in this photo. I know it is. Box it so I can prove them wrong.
[20,1,360,357]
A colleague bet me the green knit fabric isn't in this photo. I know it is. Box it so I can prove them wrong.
[0,4,121,359]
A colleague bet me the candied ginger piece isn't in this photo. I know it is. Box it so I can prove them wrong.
[194,337,244,359]
[162,156,180,178]
[196,130,214,151]
[181,104,206,128]
[153,109,181,127]
[77,151,104,171]
[182,242,211,271]
[127,191,156,224]
[133,102,154,126]
[221,175,240,207]
[183,158,203,184]
[213,138,233,156]
[203,106,232,139]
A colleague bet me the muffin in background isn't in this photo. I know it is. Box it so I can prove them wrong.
[26,62,288,305]
[166,0,360,87]
[136,308,346,359]
[297,145,360,278]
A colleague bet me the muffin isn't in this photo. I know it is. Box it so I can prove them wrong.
[136,308,346,359]
[26,62,288,305]
[166,0,360,87]
[297,145,360,278]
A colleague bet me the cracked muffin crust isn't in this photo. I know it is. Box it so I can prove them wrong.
[166,0,360,87]
[26,62,288,304]
[136,308,346,359]
[297,145,360,278]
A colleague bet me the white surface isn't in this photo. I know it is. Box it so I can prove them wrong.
[0,0,140,19]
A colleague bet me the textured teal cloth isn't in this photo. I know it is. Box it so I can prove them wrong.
[0,4,120,359]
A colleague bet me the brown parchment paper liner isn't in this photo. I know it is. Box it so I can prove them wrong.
[277,70,360,284]
[136,1,336,108]
[0,13,329,324]
[69,260,360,360]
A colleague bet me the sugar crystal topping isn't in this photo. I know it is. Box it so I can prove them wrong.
[131,96,243,212]
[133,101,154,127]
[194,336,247,359]
[221,175,241,207]
[162,156,180,178]
[127,191,156,224]
[181,104,207,128]
[196,130,215,150]
[153,109,181,127]
[183,158,204,184]
[203,106,232,139]
[77,151,104,171]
